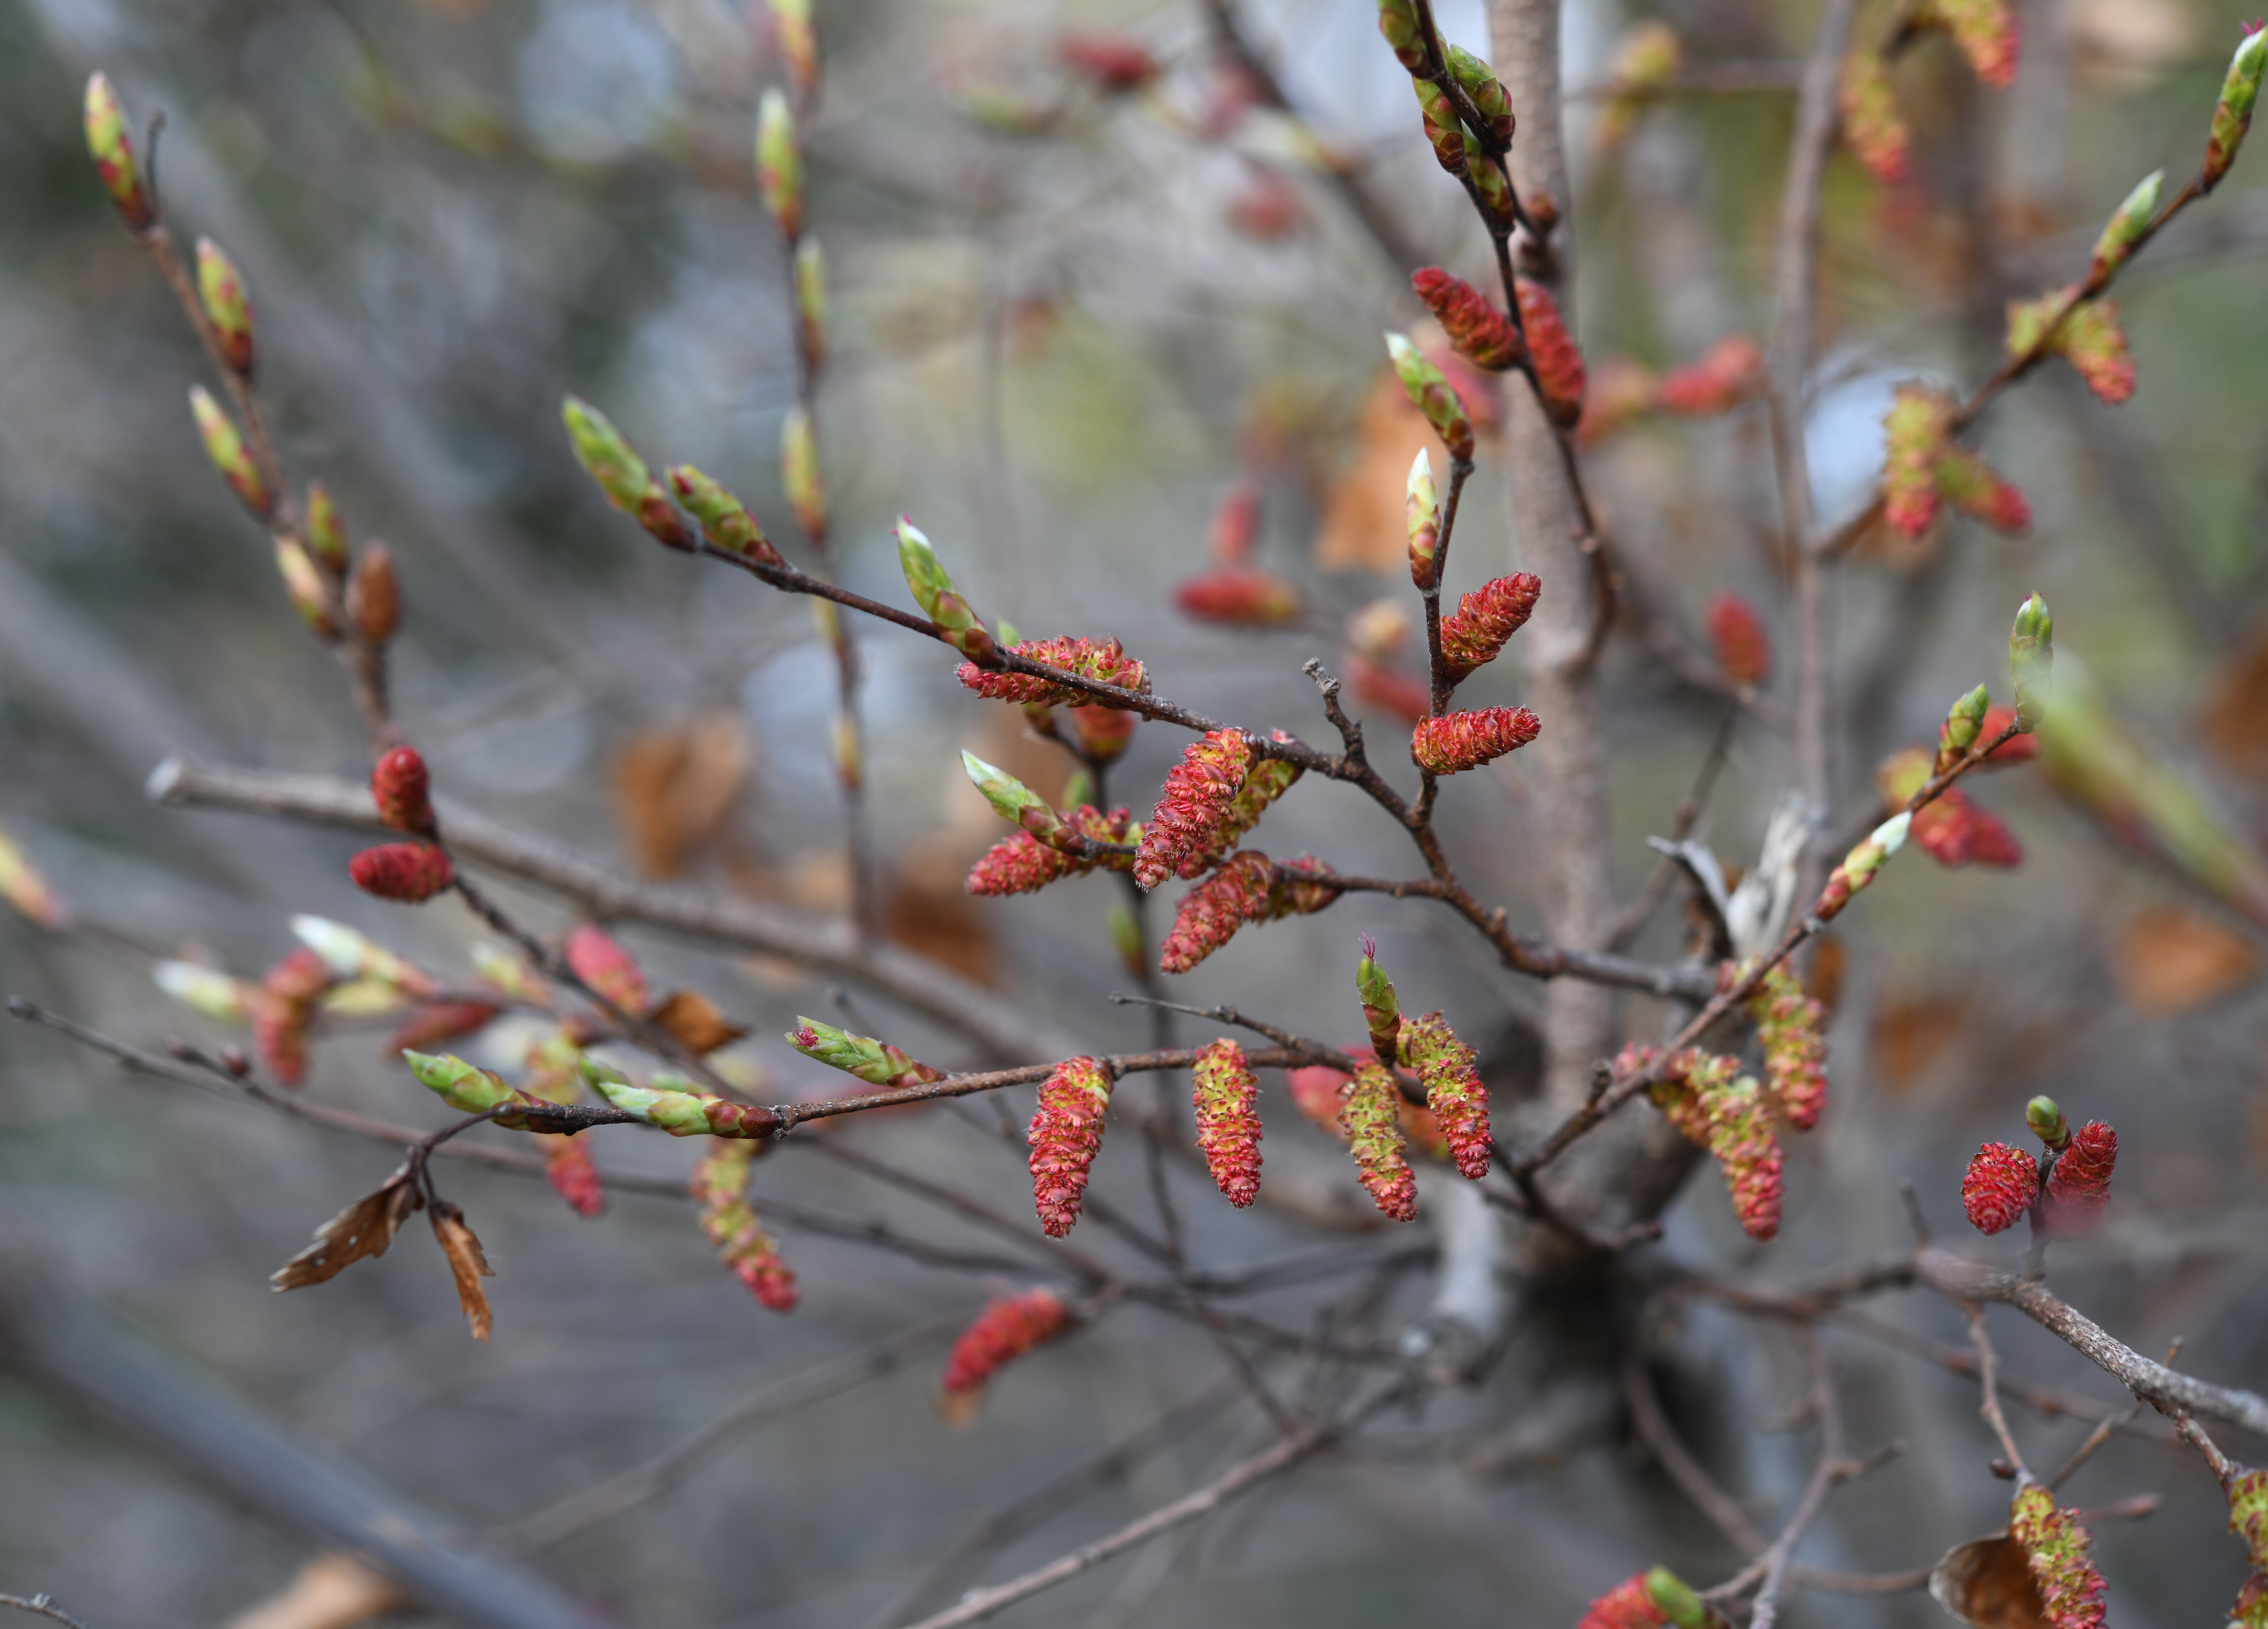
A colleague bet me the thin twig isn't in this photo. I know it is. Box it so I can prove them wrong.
[0,1598,92,1629]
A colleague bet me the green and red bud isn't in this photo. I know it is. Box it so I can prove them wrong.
[960,750,1076,849]
[794,237,827,373]
[304,482,348,571]
[756,88,803,240]
[1376,0,1430,74]
[1443,45,1515,145]
[195,237,256,378]
[585,1061,780,1138]
[2206,24,2268,190]
[769,0,820,102]
[1645,1567,1713,1629]
[2009,592,2054,731]
[1936,682,1992,773]
[2089,170,2162,281]
[1815,811,1911,921]
[153,959,253,1021]
[780,404,828,541]
[294,913,437,995]
[1355,935,1402,1068]
[1385,331,1475,461]
[787,1016,943,1087]
[1406,449,1440,588]
[2026,1094,2070,1149]
[667,465,784,565]
[897,517,997,662]
[1461,138,1516,229]
[1411,78,1467,172]
[561,395,692,550]
[189,386,274,519]
[1836,49,1910,185]
[83,73,152,232]
[346,542,400,646]
[404,1048,529,1120]
[471,943,552,1005]
[371,746,435,836]
[274,538,336,636]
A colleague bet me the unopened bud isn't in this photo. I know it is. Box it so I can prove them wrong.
[1937,682,1991,771]
[1411,79,1467,172]
[960,750,1070,846]
[154,960,251,1022]
[1462,137,1516,229]
[274,538,336,636]
[795,237,827,373]
[2026,1094,2071,1149]
[1815,811,1910,921]
[561,395,692,550]
[1405,449,1440,589]
[346,542,400,645]
[348,841,453,903]
[781,404,828,541]
[1377,0,1430,74]
[756,88,803,240]
[2205,24,2268,189]
[1385,332,1474,461]
[898,517,997,661]
[787,1016,943,1087]
[1443,45,1515,145]
[2089,170,2162,281]
[83,73,152,231]
[370,746,435,835]
[304,482,348,571]
[2009,592,2053,731]
[1356,934,1402,1069]
[189,386,274,519]
[403,1049,518,1115]
[1643,1569,1709,1629]
[195,237,256,378]
[769,0,820,102]
[668,465,784,565]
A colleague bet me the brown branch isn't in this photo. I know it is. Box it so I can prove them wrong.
[0,1598,91,1629]
[1621,1354,1769,1555]
[1963,1303,2031,1479]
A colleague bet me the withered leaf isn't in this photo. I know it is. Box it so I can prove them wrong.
[270,1164,422,1292]
[1929,1532,2049,1629]
[430,1199,495,1343]
[2116,903,2261,1017]
[650,988,749,1055]
[223,1549,410,1629]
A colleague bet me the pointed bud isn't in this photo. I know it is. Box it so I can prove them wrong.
[346,542,400,645]
[794,237,827,373]
[561,396,691,550]
[1936,683,1991,773]
[2026,1094,2070,1148]
[473,944,552,1005]
[304,482,348,571]
[588,1065,780,1138]
[1443,45,1515,145]
[667,465,784,565]
[1376,0,1430,74]
[83,74,152,231]
[1405,449,1440,588]
[960,750,1073,848]
[898,517,997,661]
[292,914,436,995]
[780,404,827,541]
[2089,170,2161,281]
[2009,592,2053,731]
[402,1049,522,1116]
[0,826,67,929]
[769,0,820,102]
[189,386,273,519]
[1385,332,1475,461]
[348,842,453,903]
[196,237,256,378]
[756,88,803,240]
[1814,810,1910,920]
[274,538,336,636]
[2206,24,2268,189]
[1463,137,1516,228]
[787,1016,943,1087]
[1356,936,1402,1068]
[1411,79,1467,172]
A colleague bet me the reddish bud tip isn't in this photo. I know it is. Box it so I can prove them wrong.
[564,924,651,1017]
[371,746,435,835]
[348,843,453,903]
[2042,1120,2115,1235]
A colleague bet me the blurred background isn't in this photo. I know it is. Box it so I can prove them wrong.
[4,0,2268,1621]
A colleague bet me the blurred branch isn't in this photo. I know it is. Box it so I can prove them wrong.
[0,1598,92,1629]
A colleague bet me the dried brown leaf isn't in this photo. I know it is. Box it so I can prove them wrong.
[223,1551,409,1629]
[430,1200,495,1342]
[269,1165,422,1291]
[2202,627,2268,779]
[650,988,749,1054]
[1928,1532,2049,1629]
[2117,903,2261,1017]
[1868,995,1971,1095]
[611,712,751,878]
[1314,372,1430,574]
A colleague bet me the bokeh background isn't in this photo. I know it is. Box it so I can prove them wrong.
[5,0,2268,1622]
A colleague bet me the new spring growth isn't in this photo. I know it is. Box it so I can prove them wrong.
[195,238,255,378]
[693,1140,797,1312]
[1356,935,1402,1068]
[1443,45,1515,145]
[787,1017,943,1088]
[1461,134,1516,228]
[189,386,273,519]
[780,405,827,540]
[2026,1094,2071,1149]
[2089,170,2162,282]
[1029,1057,1112,1236]
[1412,268,1523,371]
[348,843,453,903]
[756,88,802,241]
[1385,333,1475,461]
[305,483,347,571]
[2009,592,2054,731]
[1341,1061,1418,1222]
[2009,1484,2108,1629]
[1411,79,1468,172]
[295,914,435,996]
[961,750,1076,851]
[1132,728,1251,891]
[1814,810,1911,921]
[405,1049,545,1128]
[560,396,692,550]
[579,1057,781,1138]
[663,466,781,565]
[1936,683,1992,774]
[274,539,334,636]
[347,543,399,645]
[2206,23,2268,190]
[83,74,152,232]
[563,924,649,1014]
[941,1289,1072,1398]
[794,238,827,372]
[897,518,998,662]
[1962,1141,2040,1234]
[371,745,435,835]
[1405,449,1440,590]
[769,0,820,102]
[1577,1567,1717,1629]
[1192,1038,1263,1207]
[0,827,66,929]
[1376,0,1430,74]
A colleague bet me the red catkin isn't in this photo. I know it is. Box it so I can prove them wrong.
[1057,33,1159,92]
[1028,1056,1112,1236]
[1410,707,1541,775]
[1191,1038,1262,1206]
[2009,1484,2106,1629]
[1577,1575,1667,1629]
[1410,266,1523,371]
[956,636,1149,707]
[967,806,1134,897]
[1159,851,1274,973]
[1172,566,1301,627]
[941,1288,1073,1394]
[1515,280,1586,426]
[348,842,453,903]
[1400,1013,1490,1180]
[692,1140,796,1312]
[1439,573,1542,683]
[1133,729,1249,891]
[1705,591,1771,689]
[565,923,650,1016]
[253,945,337,1086]
[371,745,435,834]
[1963,1141,2041,1234]
[2043,1120,2115,1235]
[543,1137,607,1219]
[1748,965,1827,1132]
[1340,1061,1418,1222]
